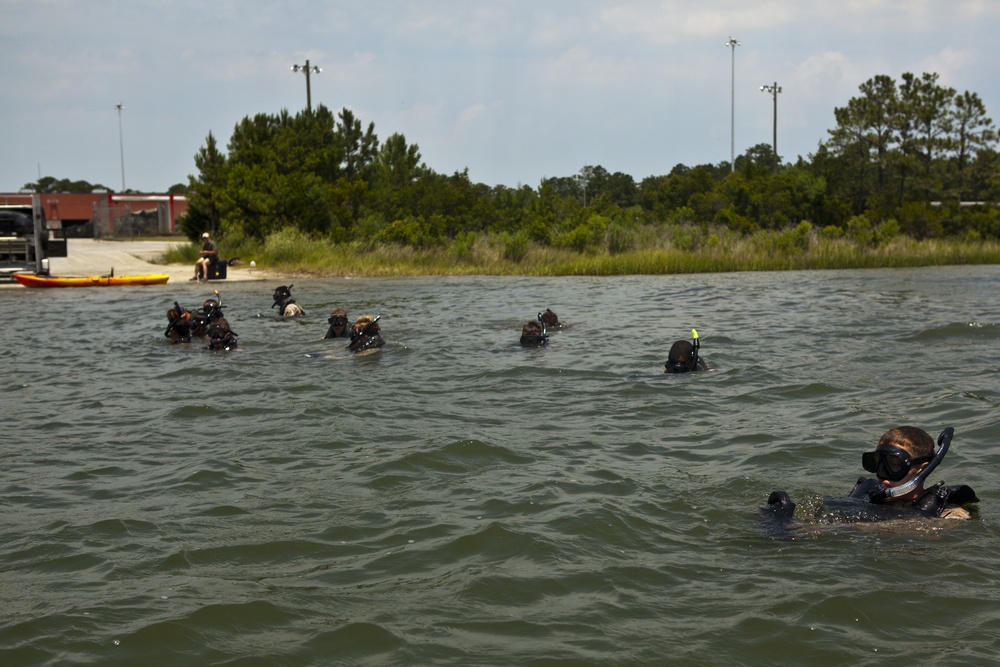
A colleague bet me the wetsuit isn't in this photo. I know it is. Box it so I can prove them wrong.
[848,477,979,517]
[763,479,978,524]
[664,357,707,373]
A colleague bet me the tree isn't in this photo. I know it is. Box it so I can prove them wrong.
[21,176,112,193]
[950,91,997,198]
[904,72,955,198]
[184,131,227,239]
[338,108,379,181]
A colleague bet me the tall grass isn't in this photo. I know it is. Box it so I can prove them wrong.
[157,227,1000,277]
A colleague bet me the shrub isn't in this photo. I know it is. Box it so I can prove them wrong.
[501,231,530,262]
[820,224,844,239]
[875,218,901,245]
[846,214,873,246]
[606,221,637,254]
[263,227,313,263]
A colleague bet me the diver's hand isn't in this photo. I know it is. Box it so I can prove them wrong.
[763,490,796,518]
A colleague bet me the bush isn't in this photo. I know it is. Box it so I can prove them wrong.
[820,224,844,239]
[554,214,607,253]
[875,218,901,245]
[372,216,443,248]
[264,227,313,263]
[715,206,758,235]
[501,231,530,262]
[846,214,873,246]
[670,224,699,252]
[606,222,637,254]
[451,231,477,261]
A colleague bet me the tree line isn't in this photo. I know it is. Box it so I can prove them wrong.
[29,71,1000,250]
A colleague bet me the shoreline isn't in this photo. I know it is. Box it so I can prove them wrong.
[6,237,998,287]
[0,238,272,287]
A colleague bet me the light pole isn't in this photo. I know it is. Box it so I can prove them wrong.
[725,36,740,172]
[760,82,782,173]
[291,59,321,112]
[115,102,125,192]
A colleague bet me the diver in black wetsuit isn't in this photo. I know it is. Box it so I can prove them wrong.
[664,329,706,373]
[519,317,547,346]
[348,315,385,352]
[764,425,979,525]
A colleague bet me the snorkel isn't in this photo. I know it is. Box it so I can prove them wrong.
[868,427,952,503]
[689,329,700,372]
[537,312,549,342]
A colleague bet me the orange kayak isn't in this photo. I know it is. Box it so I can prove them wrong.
[13,273,170,288]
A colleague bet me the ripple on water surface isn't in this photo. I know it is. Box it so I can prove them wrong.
[2,270,1000,665]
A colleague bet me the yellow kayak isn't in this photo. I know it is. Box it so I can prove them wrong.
[13,273,170,288]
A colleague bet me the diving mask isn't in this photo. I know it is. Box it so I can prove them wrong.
[862,444,932,482]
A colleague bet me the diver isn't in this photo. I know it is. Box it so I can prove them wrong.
[206,322,238,351]
[272,284,306,317]
[763,425,979,525]
[164,301,194,343]
[664,329,706,373]
[324,308,350,339]
[190,297,227,336]
[539,308,560,329]
[348,315,385,352]
[519,316,547,346]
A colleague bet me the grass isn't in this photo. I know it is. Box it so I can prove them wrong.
[156,228,1000,277]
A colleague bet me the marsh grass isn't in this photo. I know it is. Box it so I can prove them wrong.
[158,227,1000,277]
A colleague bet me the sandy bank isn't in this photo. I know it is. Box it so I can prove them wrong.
[3,238,273,286]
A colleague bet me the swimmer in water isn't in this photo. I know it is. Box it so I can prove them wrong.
[324,308,350,339]
[348,315,385,352]
[763,425,979,526]
[519,318,547,346]
[538,308,560,329]
[664,329,706,373]
[271,285,306,317]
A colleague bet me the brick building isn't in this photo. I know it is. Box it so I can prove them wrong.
[0,192,189,237]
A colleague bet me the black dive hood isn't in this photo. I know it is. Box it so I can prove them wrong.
[868,426,952,503]
[272,284,295,308]
[664,329,699,373]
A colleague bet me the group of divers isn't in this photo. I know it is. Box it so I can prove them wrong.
[162,284,384,353]
[162,285,979,533]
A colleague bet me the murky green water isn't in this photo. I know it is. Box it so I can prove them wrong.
[2,267,998,665]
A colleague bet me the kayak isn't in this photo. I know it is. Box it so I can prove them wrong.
[13,273,170,288]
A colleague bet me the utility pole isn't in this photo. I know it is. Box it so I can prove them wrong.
[291,59,322,112]
[725,36,740,172]
[760,82,782,173]
[115,102,126,191]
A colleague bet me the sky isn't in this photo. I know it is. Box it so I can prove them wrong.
[2,1,999,193]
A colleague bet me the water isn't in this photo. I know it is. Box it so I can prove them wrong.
[2,266,999,666]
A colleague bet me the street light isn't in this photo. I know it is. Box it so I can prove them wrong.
[115,102,125,192]
[725,36,740,172]
[760,82,782,173]
[290,59,321,112]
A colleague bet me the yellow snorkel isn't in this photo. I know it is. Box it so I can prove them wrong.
[691,329,700,371]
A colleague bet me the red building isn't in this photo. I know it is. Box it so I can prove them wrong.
[0,192,189,237]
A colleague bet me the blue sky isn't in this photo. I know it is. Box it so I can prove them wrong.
[2,1,998,193]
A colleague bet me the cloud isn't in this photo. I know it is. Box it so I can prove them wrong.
[919,48,978,86]
[539,46,639,88]
[458,103,487,126]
